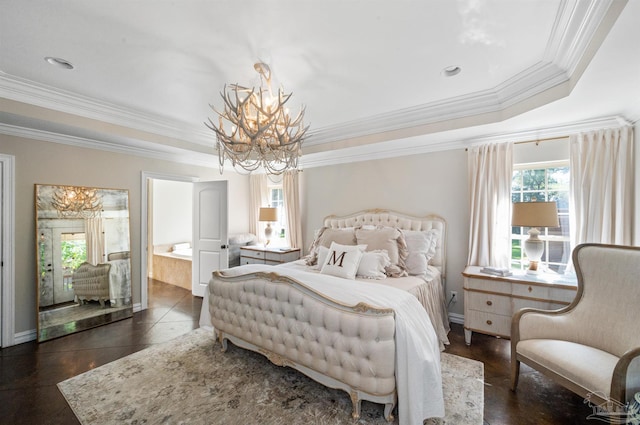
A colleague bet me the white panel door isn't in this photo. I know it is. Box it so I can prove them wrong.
[192,181,228,297]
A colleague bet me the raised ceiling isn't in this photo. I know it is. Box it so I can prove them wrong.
[0,0,638,168]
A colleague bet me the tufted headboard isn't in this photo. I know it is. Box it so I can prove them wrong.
[323,209,447,281]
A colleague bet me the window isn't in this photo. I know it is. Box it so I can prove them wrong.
[511,162,570,273]
[268,184,287,240]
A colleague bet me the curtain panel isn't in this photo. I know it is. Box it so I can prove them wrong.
[467,142,513,268]
[569,126,634,247]
[85,217,105,265]
[249,174,268,239]
[283,171,303,249]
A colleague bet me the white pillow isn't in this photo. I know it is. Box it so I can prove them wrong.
[320,242,366,280]
[403,229,439,275]
[356,250,390,279]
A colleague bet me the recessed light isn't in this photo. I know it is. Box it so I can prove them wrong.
[442,66,461,77]
[44,57,74,70]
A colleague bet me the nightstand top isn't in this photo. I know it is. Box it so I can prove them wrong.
[463,265,577,288]
[240,245,300,254]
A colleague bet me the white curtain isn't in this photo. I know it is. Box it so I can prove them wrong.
[283,170,303,249]
[467,142,513,268]
[249,173,268,237]
[85,217,105,265]
[569,126,634,247]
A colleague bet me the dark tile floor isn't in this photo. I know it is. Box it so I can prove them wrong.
[0,279,600,424]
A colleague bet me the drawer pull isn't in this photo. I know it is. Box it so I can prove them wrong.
[486,300,493,306]
[486,320,493,325]
[528,286,533,292]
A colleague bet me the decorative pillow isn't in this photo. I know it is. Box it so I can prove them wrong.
[305,227,357,266]
[316,244,367,270]
[403,229,439,275]
[355,227,408,277]
[320,242,366,280]
[356,250,391,279]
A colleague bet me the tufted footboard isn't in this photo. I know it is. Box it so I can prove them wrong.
[208,270,397,421]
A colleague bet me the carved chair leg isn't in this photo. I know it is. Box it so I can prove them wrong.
[383,402,395,422]
[511,359,520,391]
[349,391,361,420]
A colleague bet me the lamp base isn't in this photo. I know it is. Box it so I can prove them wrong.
[264,223,273,246]
[523,228,544,275]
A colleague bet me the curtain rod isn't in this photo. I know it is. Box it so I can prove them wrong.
[465,135,569,151]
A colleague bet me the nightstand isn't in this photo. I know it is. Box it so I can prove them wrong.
[239,246,301,265]
[462,266,578,345]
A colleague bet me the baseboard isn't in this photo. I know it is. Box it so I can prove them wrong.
[133,302,143,313]
[14,328,37,345]
[448,312,464,325]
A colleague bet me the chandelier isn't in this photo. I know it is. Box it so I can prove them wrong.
[205,62,308,175]
[51,185,103,218]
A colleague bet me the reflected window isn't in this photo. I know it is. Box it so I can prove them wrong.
[61,232,87,291]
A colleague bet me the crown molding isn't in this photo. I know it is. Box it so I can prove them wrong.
[0,122,217,169]
[0,72,213,146]
[300,115,632,169]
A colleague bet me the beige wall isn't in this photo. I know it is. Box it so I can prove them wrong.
[0,134,250,337]
[302,149,470,317]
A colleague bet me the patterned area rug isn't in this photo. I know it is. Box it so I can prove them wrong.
[58,328,483,424]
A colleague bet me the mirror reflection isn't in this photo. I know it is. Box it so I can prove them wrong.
[35,184,133,342]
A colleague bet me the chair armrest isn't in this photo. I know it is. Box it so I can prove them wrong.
[511,305,574,344]
[611,346,640,404]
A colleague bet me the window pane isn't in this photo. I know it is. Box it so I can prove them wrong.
[522,169,546,191]
[510,162,570,272]
[522,192,545,202]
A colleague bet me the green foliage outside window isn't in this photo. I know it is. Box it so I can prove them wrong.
[61,240,87,271]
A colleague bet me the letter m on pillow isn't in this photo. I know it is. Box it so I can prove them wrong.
[328,250,346,267]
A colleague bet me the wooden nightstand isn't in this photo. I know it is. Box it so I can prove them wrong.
[462,266,578,345]
[240,246,301,265]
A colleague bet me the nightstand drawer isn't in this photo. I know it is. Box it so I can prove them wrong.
[466,291,511,315]
[241,249,266,260]
[464,277,511,295]
[465,310,511,337]
[241,257,264,265]
[512,283,550,300]
[266,250,300,263]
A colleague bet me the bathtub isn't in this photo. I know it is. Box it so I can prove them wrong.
[152,244,192,290]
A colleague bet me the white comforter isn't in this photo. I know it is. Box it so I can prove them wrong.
[200,264,444,424]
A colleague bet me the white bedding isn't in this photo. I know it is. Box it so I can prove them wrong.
[277,259,451,350]
[107,259,131,306]
[200,264,445,424]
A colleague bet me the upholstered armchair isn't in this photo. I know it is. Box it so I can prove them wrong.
[72,262,112,307]
[511,243,640,409]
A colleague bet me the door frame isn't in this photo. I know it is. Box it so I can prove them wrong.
[140,171,198,310]
[1,154,15,347]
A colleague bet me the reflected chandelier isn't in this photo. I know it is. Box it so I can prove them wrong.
[51,186,103,218]
[205,62,308,175]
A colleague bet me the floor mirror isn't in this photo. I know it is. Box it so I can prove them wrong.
[35,184,133,342]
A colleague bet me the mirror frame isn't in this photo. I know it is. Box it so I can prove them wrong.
[35,184,133,342]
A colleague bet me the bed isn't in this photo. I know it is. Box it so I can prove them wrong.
[201,210,448,424]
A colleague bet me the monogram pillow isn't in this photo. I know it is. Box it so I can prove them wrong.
[320,242,366,280]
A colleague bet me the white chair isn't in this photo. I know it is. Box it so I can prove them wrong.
[511,243,640,410]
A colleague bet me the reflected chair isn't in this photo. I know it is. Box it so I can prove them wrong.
[72,262,111,307]
[511,243,640,410]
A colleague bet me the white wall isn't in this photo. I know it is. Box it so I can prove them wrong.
[302,138,575,319]
[0,134,250,339]
[152,180,192,247]
[302,149,470,317]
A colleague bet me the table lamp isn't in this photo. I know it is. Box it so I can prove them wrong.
[511,201,559,274]
[259,207,278,246]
